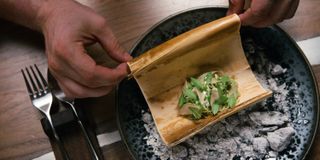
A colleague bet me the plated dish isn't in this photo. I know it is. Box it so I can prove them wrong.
[127,14,272,147]
[117,7,319,160]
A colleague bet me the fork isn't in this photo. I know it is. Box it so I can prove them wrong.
[21,64,70,160]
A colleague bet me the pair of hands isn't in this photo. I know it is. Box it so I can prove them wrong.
[44,0,299,98]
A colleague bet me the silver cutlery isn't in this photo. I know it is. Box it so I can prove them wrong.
[49,74,100,160]
[21,64,70,160]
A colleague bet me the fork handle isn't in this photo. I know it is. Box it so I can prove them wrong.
[46,115,70,160]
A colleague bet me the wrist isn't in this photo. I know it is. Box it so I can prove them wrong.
[36,0,56,32]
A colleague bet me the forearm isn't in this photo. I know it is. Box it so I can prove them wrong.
[0,0,51,31]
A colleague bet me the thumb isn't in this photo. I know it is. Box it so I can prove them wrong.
[97,27,132,63]
[227,0,246,15]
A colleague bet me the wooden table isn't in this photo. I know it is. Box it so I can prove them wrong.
[0,0,319,159]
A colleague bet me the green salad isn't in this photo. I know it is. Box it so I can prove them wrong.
[178,71,239,120]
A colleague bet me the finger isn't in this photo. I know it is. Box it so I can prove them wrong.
[72,43,128,84]
[51,70,114,98]
[284,0,299,19]
[239,0,274,26]
[95,23,132,62]
[48,47,106,88]
[252,0,295,27]
[227,0,246,15]
[51,43,128,88]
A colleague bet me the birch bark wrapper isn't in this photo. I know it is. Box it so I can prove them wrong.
[127,14,272,147]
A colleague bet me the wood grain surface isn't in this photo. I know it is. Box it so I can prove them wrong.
[0,0,319,159]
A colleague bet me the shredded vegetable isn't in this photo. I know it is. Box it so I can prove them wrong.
[178,71,239,120]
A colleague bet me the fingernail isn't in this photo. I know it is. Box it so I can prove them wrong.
[124,53,133,61]
[126,64,131,74]
[227,0,235,15]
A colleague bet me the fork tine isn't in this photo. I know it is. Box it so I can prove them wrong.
[21,69,33,97]
[30,65,44,93]
[25,67,39,95]
[34,64,48,89]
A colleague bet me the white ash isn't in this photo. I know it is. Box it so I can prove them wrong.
[141,39,299,159]
[271,64,287,76]
[249,111,289,126]
[267,127,296,152]
[253,137,269,154]
[267,151,278,158]
[142,110,295,159]
[238,126,255,143]
[255,66,296,119]
[142,110,152,123]
[141,66,297,159]
[258,126,279,133]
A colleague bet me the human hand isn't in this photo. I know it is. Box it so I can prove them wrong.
[227,0,299,27]
[40,0,132,98]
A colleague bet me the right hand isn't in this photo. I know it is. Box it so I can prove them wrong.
[40,0,132,98]
[227,0,299,27]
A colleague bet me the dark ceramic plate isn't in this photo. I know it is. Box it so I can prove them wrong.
[116,7,319,160]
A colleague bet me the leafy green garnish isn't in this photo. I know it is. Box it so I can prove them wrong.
[216,75,231,92]
[205,72,214,104]
[227,95,237,108]
[183,87,198,102]
[206,92,212,105]
[212,102,219,115]
[215,95,228,106]
[178,94,186,107]
[190,77,205,91]
[179,72,238,120]
[205,72,213,85]
[220,75,231,84]
[189,107,202,119]
[186,81,193,89]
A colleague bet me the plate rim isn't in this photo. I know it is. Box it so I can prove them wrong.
[274,24,320,160]
[116,6,320,160]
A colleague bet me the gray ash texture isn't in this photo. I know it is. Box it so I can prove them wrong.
[141,38,305,160]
